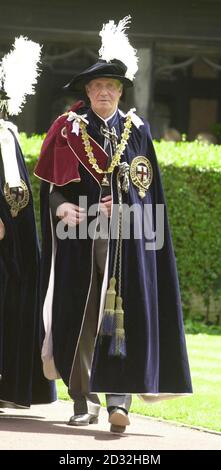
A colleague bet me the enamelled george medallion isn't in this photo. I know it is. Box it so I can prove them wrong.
[130,156,153,198]
[4,179,29,217]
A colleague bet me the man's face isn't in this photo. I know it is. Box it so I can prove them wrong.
[86,78,123,119]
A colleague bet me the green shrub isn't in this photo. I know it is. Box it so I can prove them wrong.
[21,135,221,323]
[155,141,221,322]
[20,133,43,235]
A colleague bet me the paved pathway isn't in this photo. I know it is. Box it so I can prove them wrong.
[0,400,221,450]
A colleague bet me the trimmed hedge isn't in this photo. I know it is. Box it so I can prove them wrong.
[154,141,221,322]
[21,134,221,323]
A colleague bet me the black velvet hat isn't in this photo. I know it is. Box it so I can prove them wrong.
[0,88,10,100]
[64,59,133,92]
[0,88,10,117]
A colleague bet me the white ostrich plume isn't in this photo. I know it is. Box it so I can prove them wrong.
[99,15,138,81]
[0,36,41,115]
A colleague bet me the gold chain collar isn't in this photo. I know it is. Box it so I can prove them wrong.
[79,115,132,175]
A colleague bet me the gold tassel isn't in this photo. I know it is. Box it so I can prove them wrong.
[109,295,126,357]
[100,277,116,336]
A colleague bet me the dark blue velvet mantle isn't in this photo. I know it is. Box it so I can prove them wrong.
[40,108,192,395]
[0,130,56,407]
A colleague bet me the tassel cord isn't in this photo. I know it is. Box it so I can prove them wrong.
[100,167,126,356]
[108,172,126,357]
[116,174,123,297]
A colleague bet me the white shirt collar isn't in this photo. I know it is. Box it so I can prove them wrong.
[92,108,118,126]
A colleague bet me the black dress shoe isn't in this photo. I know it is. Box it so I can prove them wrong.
[108,407,130,433]
[68,413,99,426]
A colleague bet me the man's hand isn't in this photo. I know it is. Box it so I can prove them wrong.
[100,195,112,218]
[0,218,5,240]
[56,202,86,226]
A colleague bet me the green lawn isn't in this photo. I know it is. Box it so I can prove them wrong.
[57,333,221,432]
